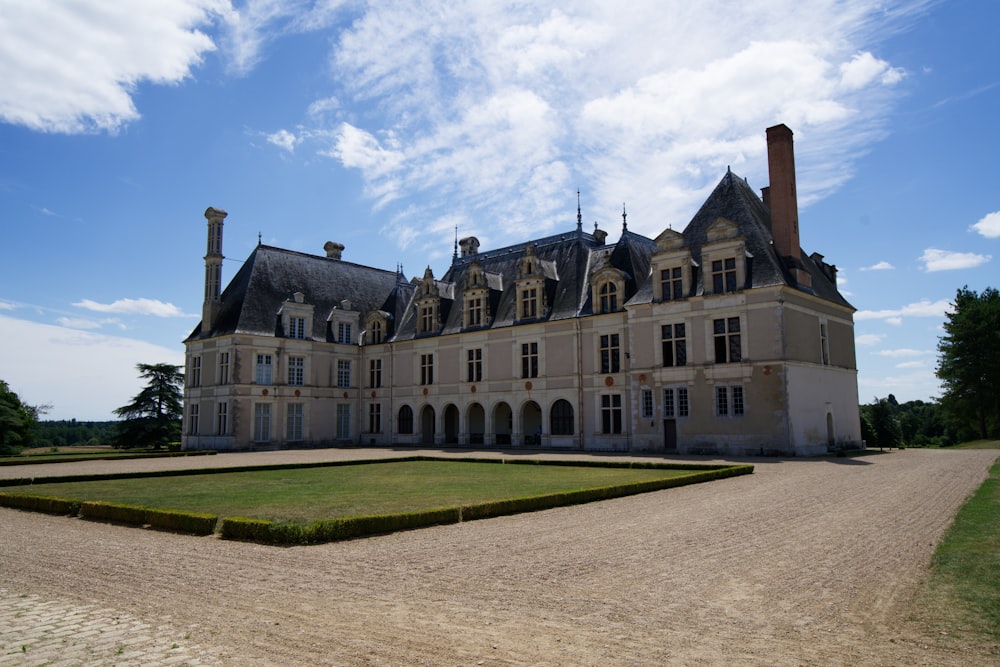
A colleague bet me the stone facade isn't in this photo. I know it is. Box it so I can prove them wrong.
[183,125,861,456]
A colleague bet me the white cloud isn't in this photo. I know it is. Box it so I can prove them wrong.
[920,248,991,272]
[56,317,127,331]
[266,128,300,152]
[855,333,885,346]
[970,211,1000,238]
[73,298,191,318]
[855,299,951,321]
[0,315,184,420]
[895,360,925,369]
[245,1,927,251]
[0,1,222,133]
[861,261,894,271]
[876,348,931,358]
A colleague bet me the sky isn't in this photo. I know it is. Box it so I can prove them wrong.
[1,0,998,421]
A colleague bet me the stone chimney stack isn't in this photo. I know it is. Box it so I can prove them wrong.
[324,241,345,260]
[202,207,227,332]
[765,124,811,288]
[459,236,480,257]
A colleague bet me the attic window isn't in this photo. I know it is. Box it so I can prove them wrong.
[599,281,618,313]
[711,258,738,293]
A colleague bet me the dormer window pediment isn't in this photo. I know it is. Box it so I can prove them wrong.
[589,267,626,314]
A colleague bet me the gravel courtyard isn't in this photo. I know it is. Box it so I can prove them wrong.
[1,447,997,666]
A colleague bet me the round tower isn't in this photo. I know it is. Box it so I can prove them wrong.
[202,207,227,332]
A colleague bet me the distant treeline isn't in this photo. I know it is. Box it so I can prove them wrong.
[35,420,118,448]
[860,397,962,449]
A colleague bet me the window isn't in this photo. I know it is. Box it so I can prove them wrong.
[369,359,382,388]
[337,321,352,344]
[419,304,435,333]
[550,399,574,435]
[820,322,830,365]
[398,405,414,434]
[337,360,351,388]
[254,403,271,442]
[599,282,618,313]
[288,356,304,386]
[336,404,350,439]
[521,342,538,378]
[711,257,738,293]
[287,403,303,441]
[467,296,483,327]
[190,356,201,387]
[664,387,690,418]
[660,267,683,301]
[420,354,434,385]
[369,403,382,433]
[716,385,745,417]
[255,354,273,385]
[218,352,230,385]
[289,316,306,340]
[713,317,741,363]
[641,389,654,419]
[188,403,199,435]
[216,401,228,435]
[601,394,622,434]
[600,334,621,374]
[467,348,483,382]
[370,319,383,344]
[521,287,538,319]
[661,324,687,367]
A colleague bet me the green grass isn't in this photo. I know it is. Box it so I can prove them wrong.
[19,460,702,523]
[917,456,1000,643]
[946,439,1000,449]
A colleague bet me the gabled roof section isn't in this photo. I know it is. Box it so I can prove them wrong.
[629,169,851,309]
[186,245,400,341]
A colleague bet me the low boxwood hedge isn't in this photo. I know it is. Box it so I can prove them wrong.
[0,492,81,516]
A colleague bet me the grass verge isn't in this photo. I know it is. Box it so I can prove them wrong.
[913,456,1000,644]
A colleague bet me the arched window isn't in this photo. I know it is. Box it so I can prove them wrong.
[599,282,618,313]
[550,399,574,435]
[370,319,383,344]
[398,405,414,434]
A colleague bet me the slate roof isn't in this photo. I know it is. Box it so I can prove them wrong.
[627,169,852,309]
[185,245,405,342]
[188,168,850,345]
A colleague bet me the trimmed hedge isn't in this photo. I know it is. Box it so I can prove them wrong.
[145,508,218,536]
[79,500,148,526]
[0,492,81,516]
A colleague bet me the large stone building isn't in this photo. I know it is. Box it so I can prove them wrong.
[182,124,861,456]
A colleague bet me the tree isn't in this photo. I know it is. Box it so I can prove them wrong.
[936,286,1000,440]
[865,395,902,449]
[113,363,184,449]
[0,380,40,454]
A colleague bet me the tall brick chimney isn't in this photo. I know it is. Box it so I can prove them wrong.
[766,124,811,288]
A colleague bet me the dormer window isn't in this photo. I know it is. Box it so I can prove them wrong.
[279,293,314,341]
[589,267,626,315]
[370,319,384,344]
[660,266,684,301]
[289,317,306,340]
[466,296,483,327]
[337,321,353,344]
[711,258,738,293]
[599,281,618,313]
[416,266,443,335]
[419,302,437,334]
[463,261,490,329]
[365,311,390,345]
[521,287,539,319]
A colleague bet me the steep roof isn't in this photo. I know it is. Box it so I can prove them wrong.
[628,170,852,309]
[186,245,401,342]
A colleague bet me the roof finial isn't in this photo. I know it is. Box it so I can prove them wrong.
[258,231,262,246]
[453,225,458,260]
[622,202,627,231]
[576,189,582,231]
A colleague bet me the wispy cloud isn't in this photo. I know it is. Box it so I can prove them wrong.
[861,260,895,271]
[855,333,885,346]
[0,1,221,133]
[876,348,933,358]
[57,316,126,331]
[919,248,991,272]
[73,298,191,317]
[242,1,928,250]
[970,210,1000,238]
[855,299,951,322]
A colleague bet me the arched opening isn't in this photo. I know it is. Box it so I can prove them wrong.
[826,412,835,447]
[444,404,460,444]
[420,405,436,446]
[550,399,574,435]
[522,400,542,446]
[397,405,414,435]
[493,402,512,446]
[468,402,486,445]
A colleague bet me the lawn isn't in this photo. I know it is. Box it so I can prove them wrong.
[914,453,1000,644]
[19,459,709,523]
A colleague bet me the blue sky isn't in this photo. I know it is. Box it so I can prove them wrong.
[1,0,997,421]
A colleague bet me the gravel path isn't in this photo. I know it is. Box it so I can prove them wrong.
[1,448,997,666]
